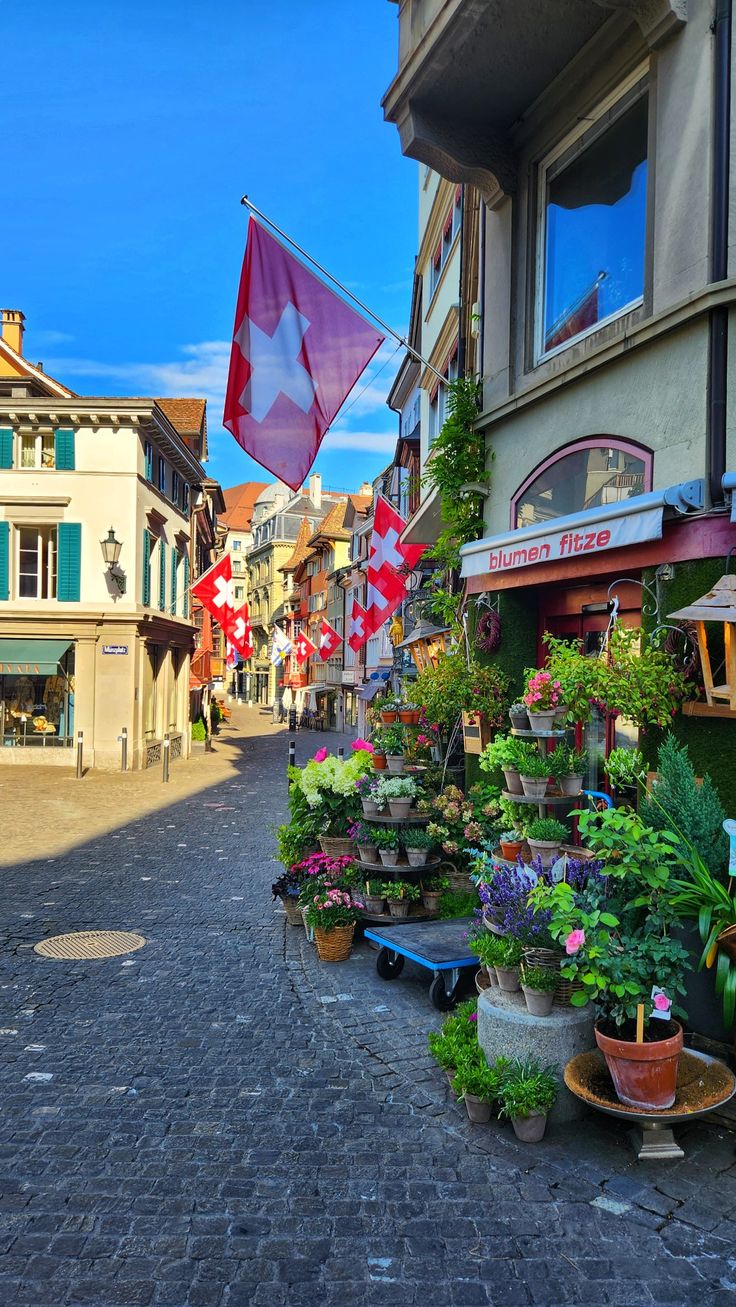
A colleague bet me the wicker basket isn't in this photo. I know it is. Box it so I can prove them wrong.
[280,896,302,927]
[522,945,584,1006]
[314,924,355,962]
[441,860,476,895]
[319,836,356,857]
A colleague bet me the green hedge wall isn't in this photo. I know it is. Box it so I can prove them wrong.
[464,588,538,791]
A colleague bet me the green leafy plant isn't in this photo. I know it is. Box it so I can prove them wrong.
[382,880,421,902]
[497,1059,558,1120]
[548,743,587,779]
[413,650,510,735]
[371,827,400,851]
[452,1051,511,1105]
[191,718,207,742]
[375,775,418,802]
[640,734,727,877]
[427,999,479,1070]
[500,798,533,837]
[288,751,373,836]
[404,827,436,850]
[421,872,450,891]
[668,835,736,1026]
[603,746,645,790]
[543,627,688,729]
[527,818,567,843]
[470,932,507,967]
[437,889,480,919]
[422,375,488,594]
[479,734,526,775]
[517,751,552,780]
[498,937,524,968]
[381,723,407,755]
[520,964,558,993]
[499,828,523,843]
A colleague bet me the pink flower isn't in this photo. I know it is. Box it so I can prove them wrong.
[352,738,374,753]
[313,747,328,763]
[653,992,670,1011]
[565,929,586,955]
[417,734,429,745]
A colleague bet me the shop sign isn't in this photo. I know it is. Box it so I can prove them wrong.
[461,506,664,579]
[0,663,40,674]
[102,644,129,655]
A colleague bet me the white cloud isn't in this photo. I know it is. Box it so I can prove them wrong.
[320,429,397,454]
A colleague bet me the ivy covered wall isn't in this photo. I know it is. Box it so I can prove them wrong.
[642,557,736,814]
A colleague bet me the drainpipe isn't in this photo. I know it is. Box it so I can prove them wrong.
[457,184,466,377]
[707,0,732,505]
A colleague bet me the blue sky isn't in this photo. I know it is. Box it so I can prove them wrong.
[5,0,416,494]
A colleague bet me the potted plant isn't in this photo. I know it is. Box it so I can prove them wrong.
[373,827,401,867]
[522,670,562,733]
[288,748,372,856]
[398,701,418,724]
[498,1058,558,1141]
[530,806,690,1110]
[383,880,421,918]
[427,999,479,1089]
[302,885,364,962]
[349,820,379,864]
[271,865,307,927]
[355,773,382,816]
[376,774,418,819]
[603,746,644,806]
[479,734,526,797]
[381,723,407,773]
[452,1050,509,1124]
[548,744,587,797]
[380,698,400,724]
[498,829,524,862]
[404,827,435,867]
[470,929,506,981]
[420,872,449,914]
[526,818,567,869]
[517,750,551,801]
[509,701,530,731]
[519,963,558,1017]
[362,878,386,915]
[495,936,523,992]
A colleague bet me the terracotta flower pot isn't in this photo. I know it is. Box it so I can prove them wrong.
[388,798,412,819]
[526,838,563,869]
[499,839,523,861]
[357,843,378,863]
[495,965,521,993]
[559,773,583,797]
[521,985,554,1017]
[313,923,355,962]
[398,711,414,724]
[511,1112,547,1142]
[372,753,387,771]
[594,1020,683,1111]
[464,1093,492,1124]
[407,849,429,867]
[526,710,557,733]
[378,848,400,867]
[386,754,405,774]
[363,895,385,915]
[422,890,442,913]
[410,710,422,725]
[520,776,549,801]
[388,899,410,919]
[380,711,398,724]
[502,767,523,796]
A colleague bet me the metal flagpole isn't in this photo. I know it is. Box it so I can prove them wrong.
[240,195,446,384]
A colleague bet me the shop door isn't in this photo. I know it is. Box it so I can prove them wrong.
[540,584,641,795]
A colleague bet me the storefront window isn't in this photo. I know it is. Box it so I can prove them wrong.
[514,441,649,529]
[1,649,74,747]
[18,526,57,599]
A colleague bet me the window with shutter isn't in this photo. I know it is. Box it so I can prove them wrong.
[183,554,190,617]
[159,539,167,610]
[57,523,81,602]
[0,430,12,469]
[171,550,178,616]
[54,429,76,471]
[144,441,153,481]
[0,521,8,599]
[142,529,151,606]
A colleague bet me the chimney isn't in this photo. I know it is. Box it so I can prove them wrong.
[309,472,322,510]
[1,310,25,355]
[359,482,372,496]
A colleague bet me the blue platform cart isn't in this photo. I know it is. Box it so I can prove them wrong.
[364,917,477,1010]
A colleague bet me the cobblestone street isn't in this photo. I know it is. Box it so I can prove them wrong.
[1,707,736,1306]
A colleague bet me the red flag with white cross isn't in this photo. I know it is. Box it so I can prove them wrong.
[367,495,425,606]
[229,604,253,659]
[293,630,317,666]
[347,599,374,652]
[223,217,385,491]
[191,555,236,633]
[317,617,342,662]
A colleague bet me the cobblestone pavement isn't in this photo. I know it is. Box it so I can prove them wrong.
[2,706,736,1306]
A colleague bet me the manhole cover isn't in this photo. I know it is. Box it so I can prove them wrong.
[34,931,146,960]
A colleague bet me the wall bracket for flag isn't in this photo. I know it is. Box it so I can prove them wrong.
[240,195,446,383]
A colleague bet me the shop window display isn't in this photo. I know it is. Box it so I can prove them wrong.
[1,651,74,747]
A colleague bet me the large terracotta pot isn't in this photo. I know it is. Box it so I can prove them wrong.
[594,1020,683,1110]
[372,753,387,771]
[380,711,398,724]
[398,710,414,724]
[499,839,524,862]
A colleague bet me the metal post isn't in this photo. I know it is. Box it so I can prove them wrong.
[75,730,83,779]
[121,727,128,773]
[288,738,296,772]
[337,746,345,761]
[162,732,170,783]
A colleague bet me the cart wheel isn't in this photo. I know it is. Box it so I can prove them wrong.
[376,948,404,980]
[430,974,456,1011]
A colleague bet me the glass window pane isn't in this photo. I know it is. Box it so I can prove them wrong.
[543,93,648,353]
[515,445,647,528]
[18,528,39,597]
[41,434,55,468]
[20,434,35,468]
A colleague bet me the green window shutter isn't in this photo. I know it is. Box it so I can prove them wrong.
[0,522,8,600]
[55,429,76,471]
[144,440,153,480]
[57,523,81,602]
[171,550,178,616]
[0,430,12,469]
[159,539,167,610]
[183,554,190,618]
[142,529,151,606]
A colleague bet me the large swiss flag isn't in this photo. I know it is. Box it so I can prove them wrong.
[229,604,253,659]
[191,555,236,634]
[223,217,384,490]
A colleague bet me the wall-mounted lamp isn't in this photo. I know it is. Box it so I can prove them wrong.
[100,526,125,593]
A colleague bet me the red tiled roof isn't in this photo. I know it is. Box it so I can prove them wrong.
[156,398,207,432]
[221,481,269,532]
[281,516,313,571]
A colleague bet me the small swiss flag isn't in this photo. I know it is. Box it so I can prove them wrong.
[317,617,342,662]
[223,217,384,490]
[294,631,317,665]
[191,555,236,632]
[229,603,253,659]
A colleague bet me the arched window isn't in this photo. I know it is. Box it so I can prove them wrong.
[511,438,652,530]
